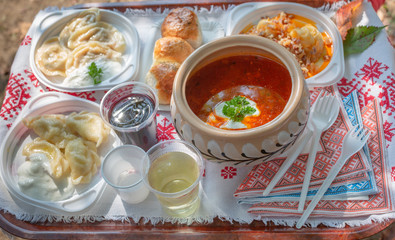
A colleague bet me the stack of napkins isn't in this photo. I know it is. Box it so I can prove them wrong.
[234,86,388,217]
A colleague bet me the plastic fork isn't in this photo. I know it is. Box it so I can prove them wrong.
[296,125,370,228]
[262,108,317,196]
[262,91,328,197]
[298,92,340,212]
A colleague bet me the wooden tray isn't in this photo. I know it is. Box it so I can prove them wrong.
[1,211,394,239]
[1,1,395,239]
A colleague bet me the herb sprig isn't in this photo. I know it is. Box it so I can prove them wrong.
[88,62,103,84]
[222,96,256,122]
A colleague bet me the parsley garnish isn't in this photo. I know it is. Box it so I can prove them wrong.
[222,96,256,122]
[88,62,103,84]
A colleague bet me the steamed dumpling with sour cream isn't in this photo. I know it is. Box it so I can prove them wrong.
[65,41,122,71]
[59,8,100,48]
[35,8,127,88]
[35,37,70,77]
[67,22,126,52]
[65,138,100,185]
[23,114,77,149]
[66,111,111,147]
[22,138,70,179]
[63,42,123,87]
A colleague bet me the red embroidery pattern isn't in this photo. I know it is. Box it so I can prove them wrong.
[355,57,389,84]
[157,115,177,141]
[337,77,359,97]
[383,121,395,144]
[20,35,32,46]
[379,72,395,116]
[221,166,237,179]
[337,59,395,144]
[24,69,42,89]
[0,73,31,128]
[391,167,395,182]
[338,77,376,107]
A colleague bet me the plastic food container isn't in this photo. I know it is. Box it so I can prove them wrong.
[0,92,121,214]
[226,2,344,87]
[29,9,140,92]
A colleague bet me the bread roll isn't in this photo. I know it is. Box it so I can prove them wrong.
[161,8,202,49]
[146,7,201,104]
[146,62,179,105]
[147,37,194,104]
[153,37,194,64]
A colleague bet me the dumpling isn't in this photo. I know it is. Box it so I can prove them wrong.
[65,42,122,72]
[22,138,70,179]
[67,22,126,53]
[23,114,77,149]
[255,19,281,37]
[35,37,70,77]
[290,24,325,62]
[65,138,100,185]
[59,8,100,47]
[65,111,111,147]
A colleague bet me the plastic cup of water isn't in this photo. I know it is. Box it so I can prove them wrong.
[101,145,150,204]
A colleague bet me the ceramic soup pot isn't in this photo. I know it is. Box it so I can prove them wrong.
[171,35,310,166]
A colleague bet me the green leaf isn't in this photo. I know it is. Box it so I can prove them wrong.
[242,106,256,115]
[88,62,103,84]
[343,26,386,57]
[222,96,256,122]
[222,104,235,118]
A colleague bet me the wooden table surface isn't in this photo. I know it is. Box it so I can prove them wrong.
[1,0,395,239]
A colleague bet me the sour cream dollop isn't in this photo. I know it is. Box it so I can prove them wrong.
[17,153,75,201]
[63,58,123,87]
[213,98,260,129]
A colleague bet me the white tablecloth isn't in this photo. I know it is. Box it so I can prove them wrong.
[1,0,395,228]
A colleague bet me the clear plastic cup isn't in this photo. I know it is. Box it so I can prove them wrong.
[100,82,159,151]
[101,145,150,204]
[142,140,205,217]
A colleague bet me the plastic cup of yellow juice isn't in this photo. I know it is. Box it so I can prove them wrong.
[142,139,205,217]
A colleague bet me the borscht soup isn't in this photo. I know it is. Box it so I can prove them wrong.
[185,54,292,130]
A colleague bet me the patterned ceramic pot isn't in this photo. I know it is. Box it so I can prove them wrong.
[170,35,310,166]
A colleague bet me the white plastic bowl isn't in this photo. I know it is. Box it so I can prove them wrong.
[226,2,344,87]
[0,92,121,214]
[30,9,140,92]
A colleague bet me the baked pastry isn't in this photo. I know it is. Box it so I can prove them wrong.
[147,37,195,105]
[161,8,202,49]
[153,37,195,64]
[146,62,179,105]
[146,8,201,105]
[147,37,194,104]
